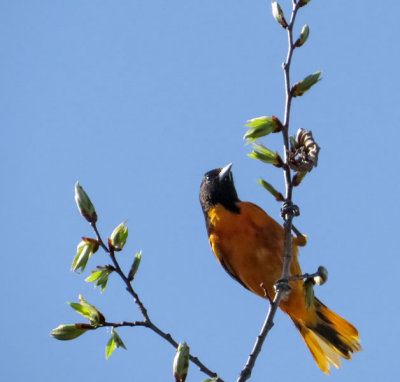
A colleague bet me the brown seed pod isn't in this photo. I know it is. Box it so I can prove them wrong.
[288,128,320,172]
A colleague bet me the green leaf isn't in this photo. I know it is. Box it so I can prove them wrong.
[109,221,129,251]
[292,71,322,97]
[71,238,99,273]
[74,182,97,223]
[106,328,127,359]
[248,143,279,164]
[243,116,282,143]
[85,267,113,293]
[202,379,218,382]
[50,324,88,341]
[106,335,116,359]
[112,327,127,349]
[68,302,93,319]
[68,294,105,327]
[128,251,142,281]
[85,270,103,282]
[257,179,284,202]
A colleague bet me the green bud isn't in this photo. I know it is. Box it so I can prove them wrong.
[271,2,288,29]
[71,238,99,273]
[292,71,322,97]
[106,327,127,359]
[314,266,328,286]
[248,143,280,165]
[68,294,105,327]
[86,266,114,293]
[109,221,128,251]
[50,324,89,340]
[128,251,142,281]
[299,0,311,7]
[244,116,283,143]
[257,178,284,202]
[292,171,307,187]
[74,182,97,223]
[295,25,309,47]
[173,342,190,382]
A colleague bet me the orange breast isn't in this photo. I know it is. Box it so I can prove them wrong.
[208,202,312,321]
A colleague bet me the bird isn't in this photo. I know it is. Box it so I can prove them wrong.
[199,163,361,374]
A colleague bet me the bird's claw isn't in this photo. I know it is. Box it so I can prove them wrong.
[275,278,291,291]
[281,201,300,218]
[275,278,291,300]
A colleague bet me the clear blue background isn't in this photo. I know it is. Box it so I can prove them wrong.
[1,0,398,381]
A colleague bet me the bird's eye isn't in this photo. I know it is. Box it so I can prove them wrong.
[225,173,232,182]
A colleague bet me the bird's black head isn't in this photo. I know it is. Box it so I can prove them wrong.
[200,163,240,214]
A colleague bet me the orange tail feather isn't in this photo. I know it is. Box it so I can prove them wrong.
[292,298,361,374]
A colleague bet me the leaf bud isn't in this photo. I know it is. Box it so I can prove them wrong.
[109,221,129,251]
[71,238,99,273]
[50,324,88,341]
[173,342,190,382]
[271,2,288,29]
[243,116,283,143]
[128,251,142,281]
[295,25,310,47]
[74,182,97,223]
[68,294,105,327]
[291,71,322,97]
[248,143,281,166]
[85,266,114,293]
[257,178,285,202]
[292,171,307,187]
[299,0,311,8]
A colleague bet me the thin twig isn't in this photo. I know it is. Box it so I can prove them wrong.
[236,2,301,381]
[288,271,318,282]
[90,222,223,382]
[291,224,303,238]
[102,321,148,328]
[91,223,151,322]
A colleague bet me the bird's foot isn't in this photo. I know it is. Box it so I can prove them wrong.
[274,278,291,301]
[281,201,300,219]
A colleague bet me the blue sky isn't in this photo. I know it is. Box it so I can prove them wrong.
[2,1,399,381]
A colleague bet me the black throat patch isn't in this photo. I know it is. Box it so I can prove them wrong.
[199,167,240,215]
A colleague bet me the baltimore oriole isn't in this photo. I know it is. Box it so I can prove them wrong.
[200,163,361,374]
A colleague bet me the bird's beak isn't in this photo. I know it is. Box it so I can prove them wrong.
[219,163,232,181]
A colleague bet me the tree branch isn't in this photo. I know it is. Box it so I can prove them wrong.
[102,321,148,328]
[90,222,223,382]
[236,2,301,381]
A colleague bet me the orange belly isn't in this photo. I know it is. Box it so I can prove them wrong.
[208,202,313,322]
